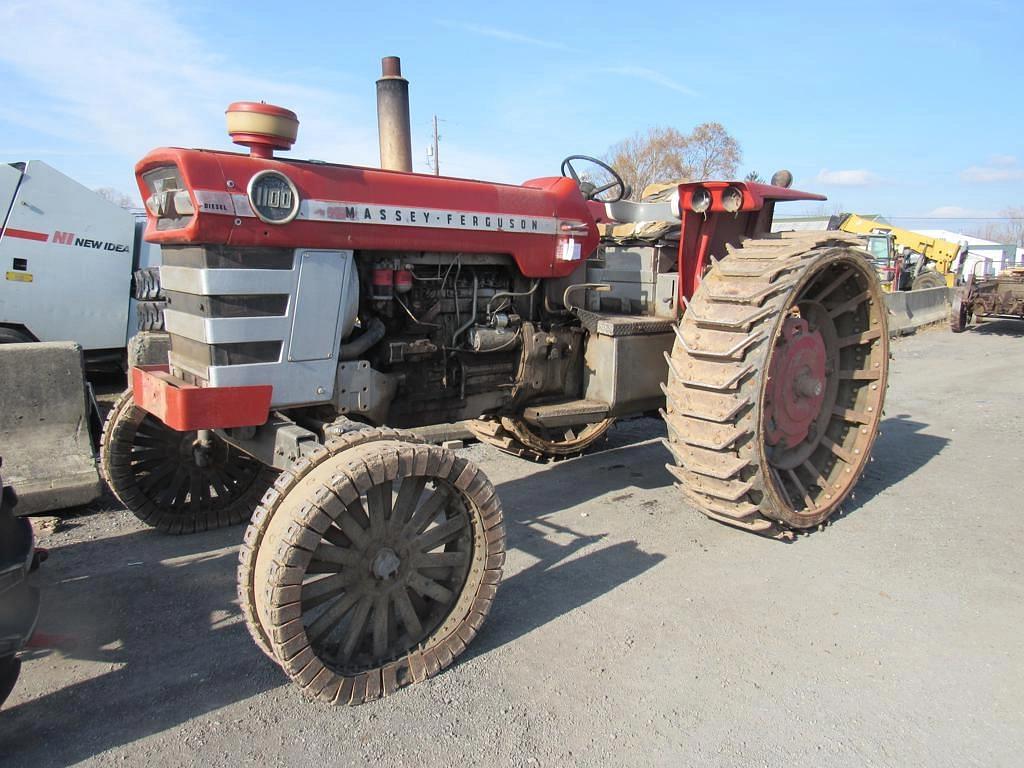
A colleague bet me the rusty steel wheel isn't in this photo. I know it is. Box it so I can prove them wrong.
[470,415,615,461]
[100,389,276,534]
[662,232,889,535]
[239,428,422,661]
[252,440,504,704]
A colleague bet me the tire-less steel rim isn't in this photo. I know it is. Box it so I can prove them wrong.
[761,256,887,522]
[503,416,615,458]
[125,411,263,514]
[254,441,503,704]
[300,474,476,674]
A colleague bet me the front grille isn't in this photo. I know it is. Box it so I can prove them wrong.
[164,291,289,318]
[158,245,355,408]
[170,336,282,378]
[161,246,295,270]
[161,245,295,383]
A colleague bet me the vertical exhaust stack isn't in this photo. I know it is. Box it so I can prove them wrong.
[376,56,413,172]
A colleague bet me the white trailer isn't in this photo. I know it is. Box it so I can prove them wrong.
[0,160,161,358]
[0,161,163,514]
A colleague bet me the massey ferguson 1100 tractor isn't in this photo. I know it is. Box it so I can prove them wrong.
[100,58,889,704]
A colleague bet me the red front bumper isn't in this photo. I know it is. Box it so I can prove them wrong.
[130,366,272,432]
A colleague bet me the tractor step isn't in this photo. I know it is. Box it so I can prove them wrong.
[576,311,675,337]
[521,399,610,429]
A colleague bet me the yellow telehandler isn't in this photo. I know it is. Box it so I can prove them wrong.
[832,213,965,291]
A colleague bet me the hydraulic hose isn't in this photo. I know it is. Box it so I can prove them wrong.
[451,273,479,348]
[339,317,386,360]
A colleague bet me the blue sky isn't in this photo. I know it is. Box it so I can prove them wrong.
[2,0,1021,229]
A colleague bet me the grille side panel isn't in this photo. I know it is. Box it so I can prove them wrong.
[159,246,357,409]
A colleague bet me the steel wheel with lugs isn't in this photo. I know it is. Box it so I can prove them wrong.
[100,389,276,534]
[471,414,615,461]
[662,232,889,535]
[252,440,504,704]
[238,428,422,661]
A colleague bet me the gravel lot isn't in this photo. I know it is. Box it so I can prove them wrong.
[2,321,1022,767]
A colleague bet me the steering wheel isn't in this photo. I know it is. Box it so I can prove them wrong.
[560,155,628,203]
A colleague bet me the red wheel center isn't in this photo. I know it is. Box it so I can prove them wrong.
[766,317,827,448]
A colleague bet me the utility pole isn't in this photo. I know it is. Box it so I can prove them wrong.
[432,114,440,176]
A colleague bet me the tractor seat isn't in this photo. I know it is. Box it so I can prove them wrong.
[598,181,683,243]
[603,199,679,224]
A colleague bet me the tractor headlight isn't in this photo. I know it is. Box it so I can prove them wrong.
[141,165,195,230]
[721,186,743,213]
[690,187,712,213]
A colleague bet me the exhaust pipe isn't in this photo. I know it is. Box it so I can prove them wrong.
[376,56,413,172]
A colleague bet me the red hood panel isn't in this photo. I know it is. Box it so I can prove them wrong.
[135,148,598,279]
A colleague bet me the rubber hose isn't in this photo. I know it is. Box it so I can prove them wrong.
[339,317,386,360]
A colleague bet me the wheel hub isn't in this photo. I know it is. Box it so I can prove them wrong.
[766,317,827,448]
[370,547,402,580]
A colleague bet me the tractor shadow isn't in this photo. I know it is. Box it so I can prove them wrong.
[0,525,281,768]
[831,414,949,524]
[966,318,1024,337]
[470,420,671,656]
[0,415,946,763]
[0,420,673,765]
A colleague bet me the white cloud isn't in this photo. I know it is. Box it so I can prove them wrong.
[988,154,1018,167]
[432,22,696,97]
[0,1,379,181]
[435,20,577,52]
[0,2,549,192]
[600,66,698,96]
[961,163,1024,183]
[815,169,878,186]
[926,205,997,218]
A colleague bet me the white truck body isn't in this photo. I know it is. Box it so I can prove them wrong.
[0,160,160,351]
[0,161,164,514]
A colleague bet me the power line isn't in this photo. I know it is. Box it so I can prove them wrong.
[882,216,1024,221]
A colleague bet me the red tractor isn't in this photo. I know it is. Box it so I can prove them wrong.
[100,58,889,705]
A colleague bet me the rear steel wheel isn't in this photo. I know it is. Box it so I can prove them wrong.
[100,390,276,534]
[254,441,504,704]
[662,232,889,535]
[471,415,614,461]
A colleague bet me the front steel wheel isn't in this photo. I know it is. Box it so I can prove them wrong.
[662,232,889,535]
[100,390,276,534]
[252,440,504,704]
[238,428,423,661]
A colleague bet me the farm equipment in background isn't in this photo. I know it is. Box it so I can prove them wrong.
[0,161,165,514]
[831,213,964,291]
[951,266,1024,332]
[102,56,890,704]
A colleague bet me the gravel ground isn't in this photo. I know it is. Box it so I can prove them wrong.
[2,320,1022,767]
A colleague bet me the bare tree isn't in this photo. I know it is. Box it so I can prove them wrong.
[971,207,1024,246]
[604,127,690,199]
[604,123,742,199]
[744,171,764,183]
[95,187,138,209]
[686,122,741,181]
